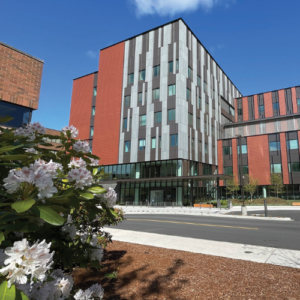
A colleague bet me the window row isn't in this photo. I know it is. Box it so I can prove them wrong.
[223,145,248,156]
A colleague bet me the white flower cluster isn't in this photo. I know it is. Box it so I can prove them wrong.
[14,122,46,141]
[61,125,78,138]
[89,158,99,166]
[67,167,93,190]
[25,147,38,154]
[68,157,99,168]
[74,283,104,300]
[0,239,54,288]
[100,187,117,207]
[61,215,77,241]
[3,159,62,199]
[73,140,90,153]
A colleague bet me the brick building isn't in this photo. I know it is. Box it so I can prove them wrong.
[0,41,44,127]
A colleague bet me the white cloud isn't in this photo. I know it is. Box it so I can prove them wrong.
[86,50,98,59]
[131,0,234,16]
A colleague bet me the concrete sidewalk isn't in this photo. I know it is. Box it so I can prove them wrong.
[108,228,300,269]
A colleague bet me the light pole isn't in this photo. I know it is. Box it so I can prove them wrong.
[236,134,247,215]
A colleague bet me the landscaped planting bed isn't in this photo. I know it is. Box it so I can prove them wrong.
[73,241,300,300]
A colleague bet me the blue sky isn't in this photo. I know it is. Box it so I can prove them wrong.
[1,0,300,130]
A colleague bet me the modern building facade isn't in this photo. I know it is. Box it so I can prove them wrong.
[218,85,300,200]
[69,18,241,205]
[0,41,44,128]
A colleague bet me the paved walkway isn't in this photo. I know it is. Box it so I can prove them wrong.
[108,227,300,269]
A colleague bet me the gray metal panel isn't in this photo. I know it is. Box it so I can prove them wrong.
[285,88,293,115]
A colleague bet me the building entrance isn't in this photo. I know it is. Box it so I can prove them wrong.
[150,190,164,205]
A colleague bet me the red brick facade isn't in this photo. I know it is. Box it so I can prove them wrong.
[0,42,43,110]
[278,89,286,116]
[264,92,273,118]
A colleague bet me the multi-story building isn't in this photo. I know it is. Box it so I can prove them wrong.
[69,18,241,204]
[0,41,44,127]
[218,85,300,200]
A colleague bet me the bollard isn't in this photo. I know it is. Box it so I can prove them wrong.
[264,199,268,217]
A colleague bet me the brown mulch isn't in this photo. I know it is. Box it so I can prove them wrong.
[72,241,300,300]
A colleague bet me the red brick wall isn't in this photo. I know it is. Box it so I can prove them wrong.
[264,92,273,118]
[280,132,289,184]
[69,74,94,141]
[253,94,259,119]
[0,43,43,110]
[242,97,248,121]
[292,87,298,113]
[248,135,270,185]
[217,140,224,186]
[278,89,286,116]
[93,42,125,165]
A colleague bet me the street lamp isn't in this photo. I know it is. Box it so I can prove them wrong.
[236,134,247,216]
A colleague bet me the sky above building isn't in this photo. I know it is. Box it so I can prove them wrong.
[1,0,299,130]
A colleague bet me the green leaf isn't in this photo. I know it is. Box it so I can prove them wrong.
[0,203,13,207]
[31,206,65,226]
[15,288,29,300]
[88,186,106,194]
[49,205,69,214]
[0,144,24,154]
[0,231,4,245]
[0,163,18,167]
[0,155,29,161]
[0,222,39,232]
[78,191,94,199]
[0,116,13,124]
[11,199,35,213]
[93,168,98,176]
[0,281,16,300]
[47,195,70,203]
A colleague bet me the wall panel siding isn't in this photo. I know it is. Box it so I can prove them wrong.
[93,42,125,165]
[264,92,273,118]
[69,74,94,140]
[280,132,289,184]
[248,135,270,185]
[278,89,287,116]
[292,87,298,113]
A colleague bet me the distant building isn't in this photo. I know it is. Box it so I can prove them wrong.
[0,41,44,128]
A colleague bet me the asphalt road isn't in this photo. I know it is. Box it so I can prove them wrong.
[111,213,300,251]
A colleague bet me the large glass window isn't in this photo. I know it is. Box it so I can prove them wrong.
[287,140,299,150]
[176,59,179,71]
[224,166,233,175]
[154,111,162,123]
[237,108,243,116]
[169,61,173,72]
[125,141,131,152]
[93,87,97,96]
[223,146,232,155]
[90,127,94,137]
[237,145,247,154]
[188,113,193,125]
[259,105,264,113]
[211,125,214,136]
[151,137,156,149]
[205,143,208,154]
[92,106,95,116]
[198,96,201,108]
[203,82,207,93]
[128,73,134,84]
[153,65,160,77]
[196,117,200,129]
[138,92,142,103]
[271,163,282,173]
[197,76,201,87]
[168,109,175,121]
[186,88,191,101]
[191,138,194,150]
[170,134,178,147]
[139,115,146,126]
[269,141,280,151]
[124,96,130,106]
[198,140,202,152]
[139,139,145,150]
[168,84,176,96]
[188,67,192,78]
[242,166,248,175]
[289,162,300,172]
[273,102,279,111]
[152,88,160,100]
[139,70,145,81]
[297,99,300,106]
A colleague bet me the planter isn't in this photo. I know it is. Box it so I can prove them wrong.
[194,204,213,208]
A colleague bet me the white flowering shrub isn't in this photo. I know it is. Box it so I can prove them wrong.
[0,116,123,299]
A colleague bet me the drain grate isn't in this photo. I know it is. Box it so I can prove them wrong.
[244,251,253,254]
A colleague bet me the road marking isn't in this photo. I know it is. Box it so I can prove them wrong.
[127,219,258,230]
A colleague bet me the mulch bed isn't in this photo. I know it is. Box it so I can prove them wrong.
[72,241,300,300]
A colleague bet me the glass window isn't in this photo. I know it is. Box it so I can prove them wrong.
[197,76,201,87]
[176,59,179,71]
[196,117,200,129]
[152,88,160,100]
[125,141,131,152]
[287,140,298,150]
[186,88,191,101]
[93,87,97,96]
[297,99,300,106]
[159,136,161,148]
[138,92,142,103]
[169,61,173,72]
[92,106,95,116]
[188,113,193,125]
[139,115,146,126]
[145,91,147,102]
[212,107,215,118]
[188,67,192,78]
[128,73,134,84]
[237,145,247,154]
[123,118,128,130]
[205,102,209,113]
[237,109,243,116]
[191,138,194,150]
[170,134,178,147]
[168,84,176,96]
[139,70,145,81]
[271,163,282,173]
[203,82,207,93]
[130,117,132,129]
[90,147,92,153]
[90,127,94,137]
[224,166,233,175]
[259,105,264,113]
[168,109,175,121]
[289,162,300,172]
[154,111,162,123]
[124,96,131,106]
[151,137,156,149]
[269,141,280,151]
[198,140,202,152]
[139,139,145,150]
[204,122,207,133]
[273,102,279,111]
[212,90,215,100]
[223,146,232,155]
[153,65,160,77]
[229,106,235,116]
[198,97,201,108]
[243,166,248,174]
[211,125,214,136]
[205,143,208,154]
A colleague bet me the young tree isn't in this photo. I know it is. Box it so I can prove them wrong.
[244,175,259,201]
[226,175,240,199]
[270,172,284,198]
